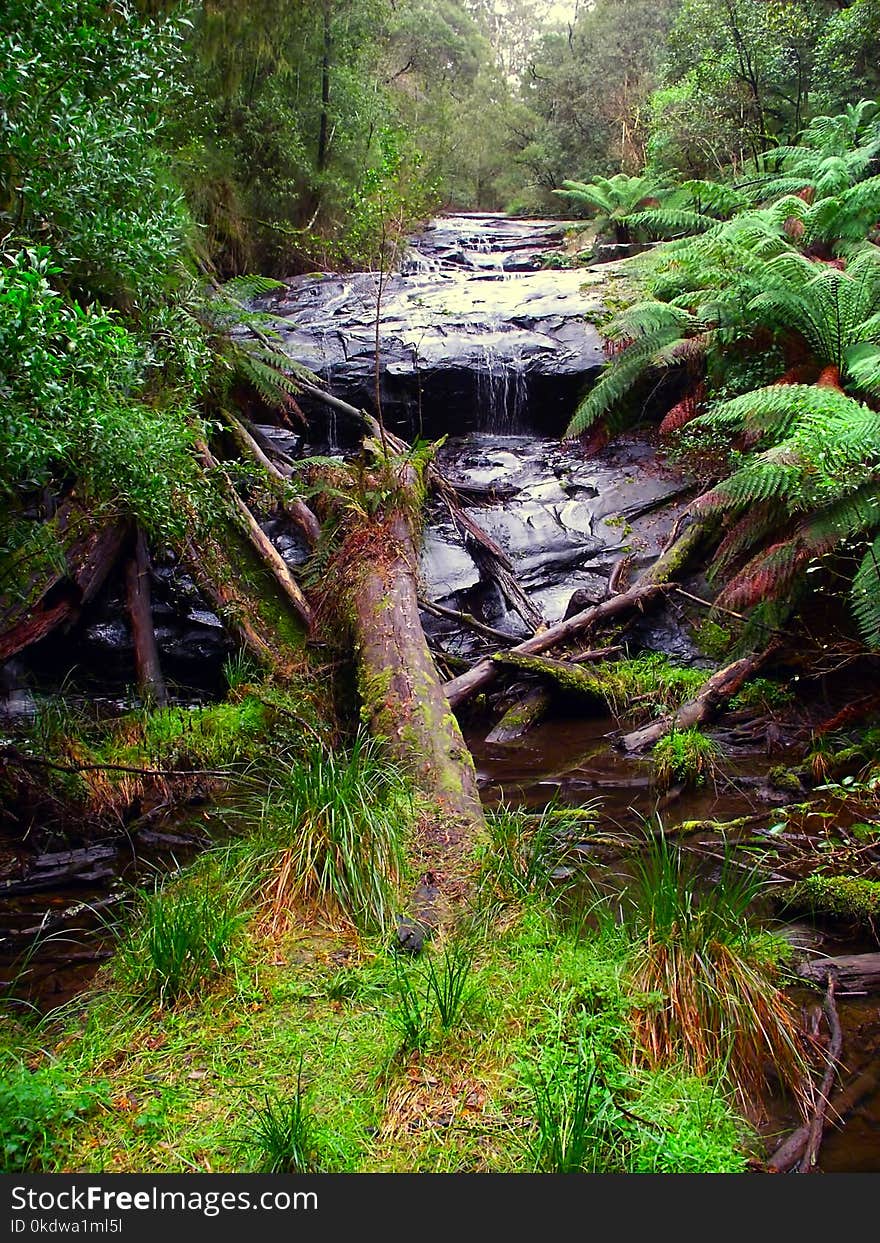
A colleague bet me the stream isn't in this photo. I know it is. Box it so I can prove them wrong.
[3,213,880,1171]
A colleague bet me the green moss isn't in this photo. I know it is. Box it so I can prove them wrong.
[653,728,719,790]
[693,618,733,660]
[785,872,880,923]
[730,678,794,711]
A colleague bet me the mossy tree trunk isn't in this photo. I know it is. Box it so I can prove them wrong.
[343,478,486,939]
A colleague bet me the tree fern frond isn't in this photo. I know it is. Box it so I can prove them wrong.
[221,274,286,302]
[709,501,787,580]
[846,343,880,396]
[564,328,684,437]
[852,535,880,646]
[628,208,715,238]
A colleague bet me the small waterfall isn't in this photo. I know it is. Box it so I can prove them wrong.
[319,328,339,450]
[475,338,528,433]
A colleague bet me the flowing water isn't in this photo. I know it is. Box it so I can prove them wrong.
[3,213,880,1170]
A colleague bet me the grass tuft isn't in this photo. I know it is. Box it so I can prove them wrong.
[619,834,811,1118]
[258,732,414,934]
[653,727,719,789]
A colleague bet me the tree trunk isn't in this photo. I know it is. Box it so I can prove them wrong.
[344,479,486,940]
[0,501,129,663]
[125,528,168,706]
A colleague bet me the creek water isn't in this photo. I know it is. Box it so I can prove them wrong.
[3,214,880,1170]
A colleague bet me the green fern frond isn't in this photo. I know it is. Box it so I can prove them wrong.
[221,275,286,302]
[628,208,715,238]
[852,535,880,646]
[564,326,686,437]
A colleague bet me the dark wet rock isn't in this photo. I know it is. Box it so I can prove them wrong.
[258,215,614,437]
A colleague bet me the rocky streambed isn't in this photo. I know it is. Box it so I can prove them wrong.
[3,213,880,1171]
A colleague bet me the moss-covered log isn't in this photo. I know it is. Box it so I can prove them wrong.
[620,642,779,752]
[443,516,714,710]
[485,686,551,744]
[343,478,486,939]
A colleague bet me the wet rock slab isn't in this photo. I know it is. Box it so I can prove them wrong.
[419,432,694,652]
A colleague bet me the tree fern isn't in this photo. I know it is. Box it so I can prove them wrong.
[852,534,880,645]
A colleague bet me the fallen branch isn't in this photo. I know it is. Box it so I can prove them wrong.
[418,597,519,645]
[219,409,321,547]
[197,442,314,632]
[444,579,669,708]
[619,641,781,752]
[799,974,843,1172]
[767,1041,879,1173]
[3,750,232,780]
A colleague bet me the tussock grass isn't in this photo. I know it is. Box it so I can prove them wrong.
[116,869,250,1004]
[238,1060,324,1173]
[618,834,812,1119]
[258,732,414,934]
[653,727,719,789]
[480,798,601,904]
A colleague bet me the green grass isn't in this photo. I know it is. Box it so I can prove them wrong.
[238,1060,325,1173]
[479,799,601,904]
[0,1056,102,1172]
[591,653,706,718]
[615,834,810,1118]
[116,867,251,1004]
[2,903,755,1174]
[257,732,415,933]
[653,727,719,789]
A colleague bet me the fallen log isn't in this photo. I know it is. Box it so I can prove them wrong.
[125,528,168,707]
[197,443,314,633]
[619,641,781,752]
[342,464,486,942]
[490,651,607,697]
[485,687,551,744]
[219,409,321,547]
[796,953,880,993]
[443,515,712,710]
[0,501,129,662]
[444,580,668,709]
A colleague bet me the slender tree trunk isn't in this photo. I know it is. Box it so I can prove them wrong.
[317,1,332,172]
[125,528,168,707]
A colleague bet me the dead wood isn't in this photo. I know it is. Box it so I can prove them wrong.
[444,579,668,708]
[341,462,486,940]
[125,528,168,706]
[197,443,314,632]
[619,642,781,752]
[418,598,519,645]
[220,409,321,546]
[485,686,551,743]
[0,501,129,662]
[798,974,843,1172]
[796,953,880,993]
